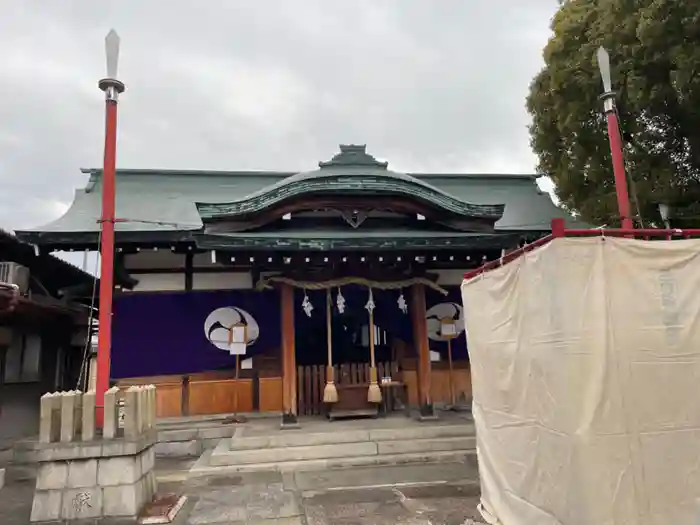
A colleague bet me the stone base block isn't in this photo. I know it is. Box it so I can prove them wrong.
[30,489,62,522]
[30,445,158,522]
[103,478,146,517]
[62,486,103,520]
[36,462,68,490]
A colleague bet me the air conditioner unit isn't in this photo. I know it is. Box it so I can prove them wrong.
[0,262,30,294]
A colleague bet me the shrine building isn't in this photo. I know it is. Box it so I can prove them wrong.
[16,144,574,425]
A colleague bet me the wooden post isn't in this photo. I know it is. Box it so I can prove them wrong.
[367,305,382,403]
[323,289,338,403]
[447,338,455,406]
[411,284,435,419]
[281,283,298,426]
[233,354,240,417]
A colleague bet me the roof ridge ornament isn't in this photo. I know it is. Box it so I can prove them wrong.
[318,144,388,169]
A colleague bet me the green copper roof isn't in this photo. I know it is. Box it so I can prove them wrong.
[196,147,505,220]
[15,145,581,246]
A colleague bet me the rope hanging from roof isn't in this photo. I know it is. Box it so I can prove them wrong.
[255,274,449,295]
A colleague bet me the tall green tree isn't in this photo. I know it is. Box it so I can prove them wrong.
[528,0,700,227]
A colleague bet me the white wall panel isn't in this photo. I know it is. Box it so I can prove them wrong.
[130,273,185,292]
[192,272,252,290]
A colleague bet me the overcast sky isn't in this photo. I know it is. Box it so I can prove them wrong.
[0,0,559,239]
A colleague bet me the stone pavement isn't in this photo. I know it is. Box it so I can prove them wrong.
[180,459,484,525]
[0,457,484,524]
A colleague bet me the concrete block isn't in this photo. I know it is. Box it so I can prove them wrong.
[148,385,157,428]
[124,387,139,439]
[102,479,146,517]
[101,439,138,458]
[199,426,235,440]
[67,458,98,488]
[39,392,60,443]
[202,437,221,450]
[155,440,201,458]
[145,470,157,501]
[141,387,150,431]
[82,390,96,441]
[75,444,103,459]
[98,455,141,486]
[60,391,79,443]
[36,462,68,490]
[143,386,151,428]
[30,489,62,522]
[140,446,155,474]
[158,428,198,442]
[36,443,103,463]
[103,386,119,439]
[73,390,83,437]
[144,386,151,429]
[62,486,103,520]
[135,387,144,434]
[100,430,155,457]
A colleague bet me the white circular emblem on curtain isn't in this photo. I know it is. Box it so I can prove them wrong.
[204,307,260,351]
[425,302,464,341]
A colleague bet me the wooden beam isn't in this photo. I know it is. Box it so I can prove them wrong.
[184,252,194,291]
[280,283,298,426]
[411,283,435,418]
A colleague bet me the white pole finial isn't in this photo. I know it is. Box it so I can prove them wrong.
[596,46,612,93]
[105,29,120,79]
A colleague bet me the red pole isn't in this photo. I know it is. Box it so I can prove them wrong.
[602,100,633,230]
[95,67,125,426]
[597,48,633,230]
[95,96,118,426]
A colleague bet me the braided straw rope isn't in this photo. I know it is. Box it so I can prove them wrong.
[255,274,448,295]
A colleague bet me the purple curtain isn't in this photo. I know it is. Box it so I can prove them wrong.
[111,290,280,378]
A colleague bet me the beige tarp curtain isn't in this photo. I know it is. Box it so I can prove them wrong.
[461,237,700,525]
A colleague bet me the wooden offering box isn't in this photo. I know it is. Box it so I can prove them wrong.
[328,383,378,420]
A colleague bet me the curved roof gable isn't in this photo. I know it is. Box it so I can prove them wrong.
[196,145,505,222]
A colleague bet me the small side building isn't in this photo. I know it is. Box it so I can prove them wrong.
[0,230,94,447]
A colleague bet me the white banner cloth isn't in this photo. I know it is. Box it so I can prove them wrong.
[461,237,700,525]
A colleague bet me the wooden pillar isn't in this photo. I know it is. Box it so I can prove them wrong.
[411,284,435,419]
[281,283,298,426]
[182,251,193,415]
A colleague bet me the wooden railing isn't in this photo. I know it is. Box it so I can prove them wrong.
[297,361,399,416]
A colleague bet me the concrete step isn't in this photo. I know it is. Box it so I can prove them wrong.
[212,434,475,467]
[189,448,477,477]
[211,440,375,466]
[229,422,475,451]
